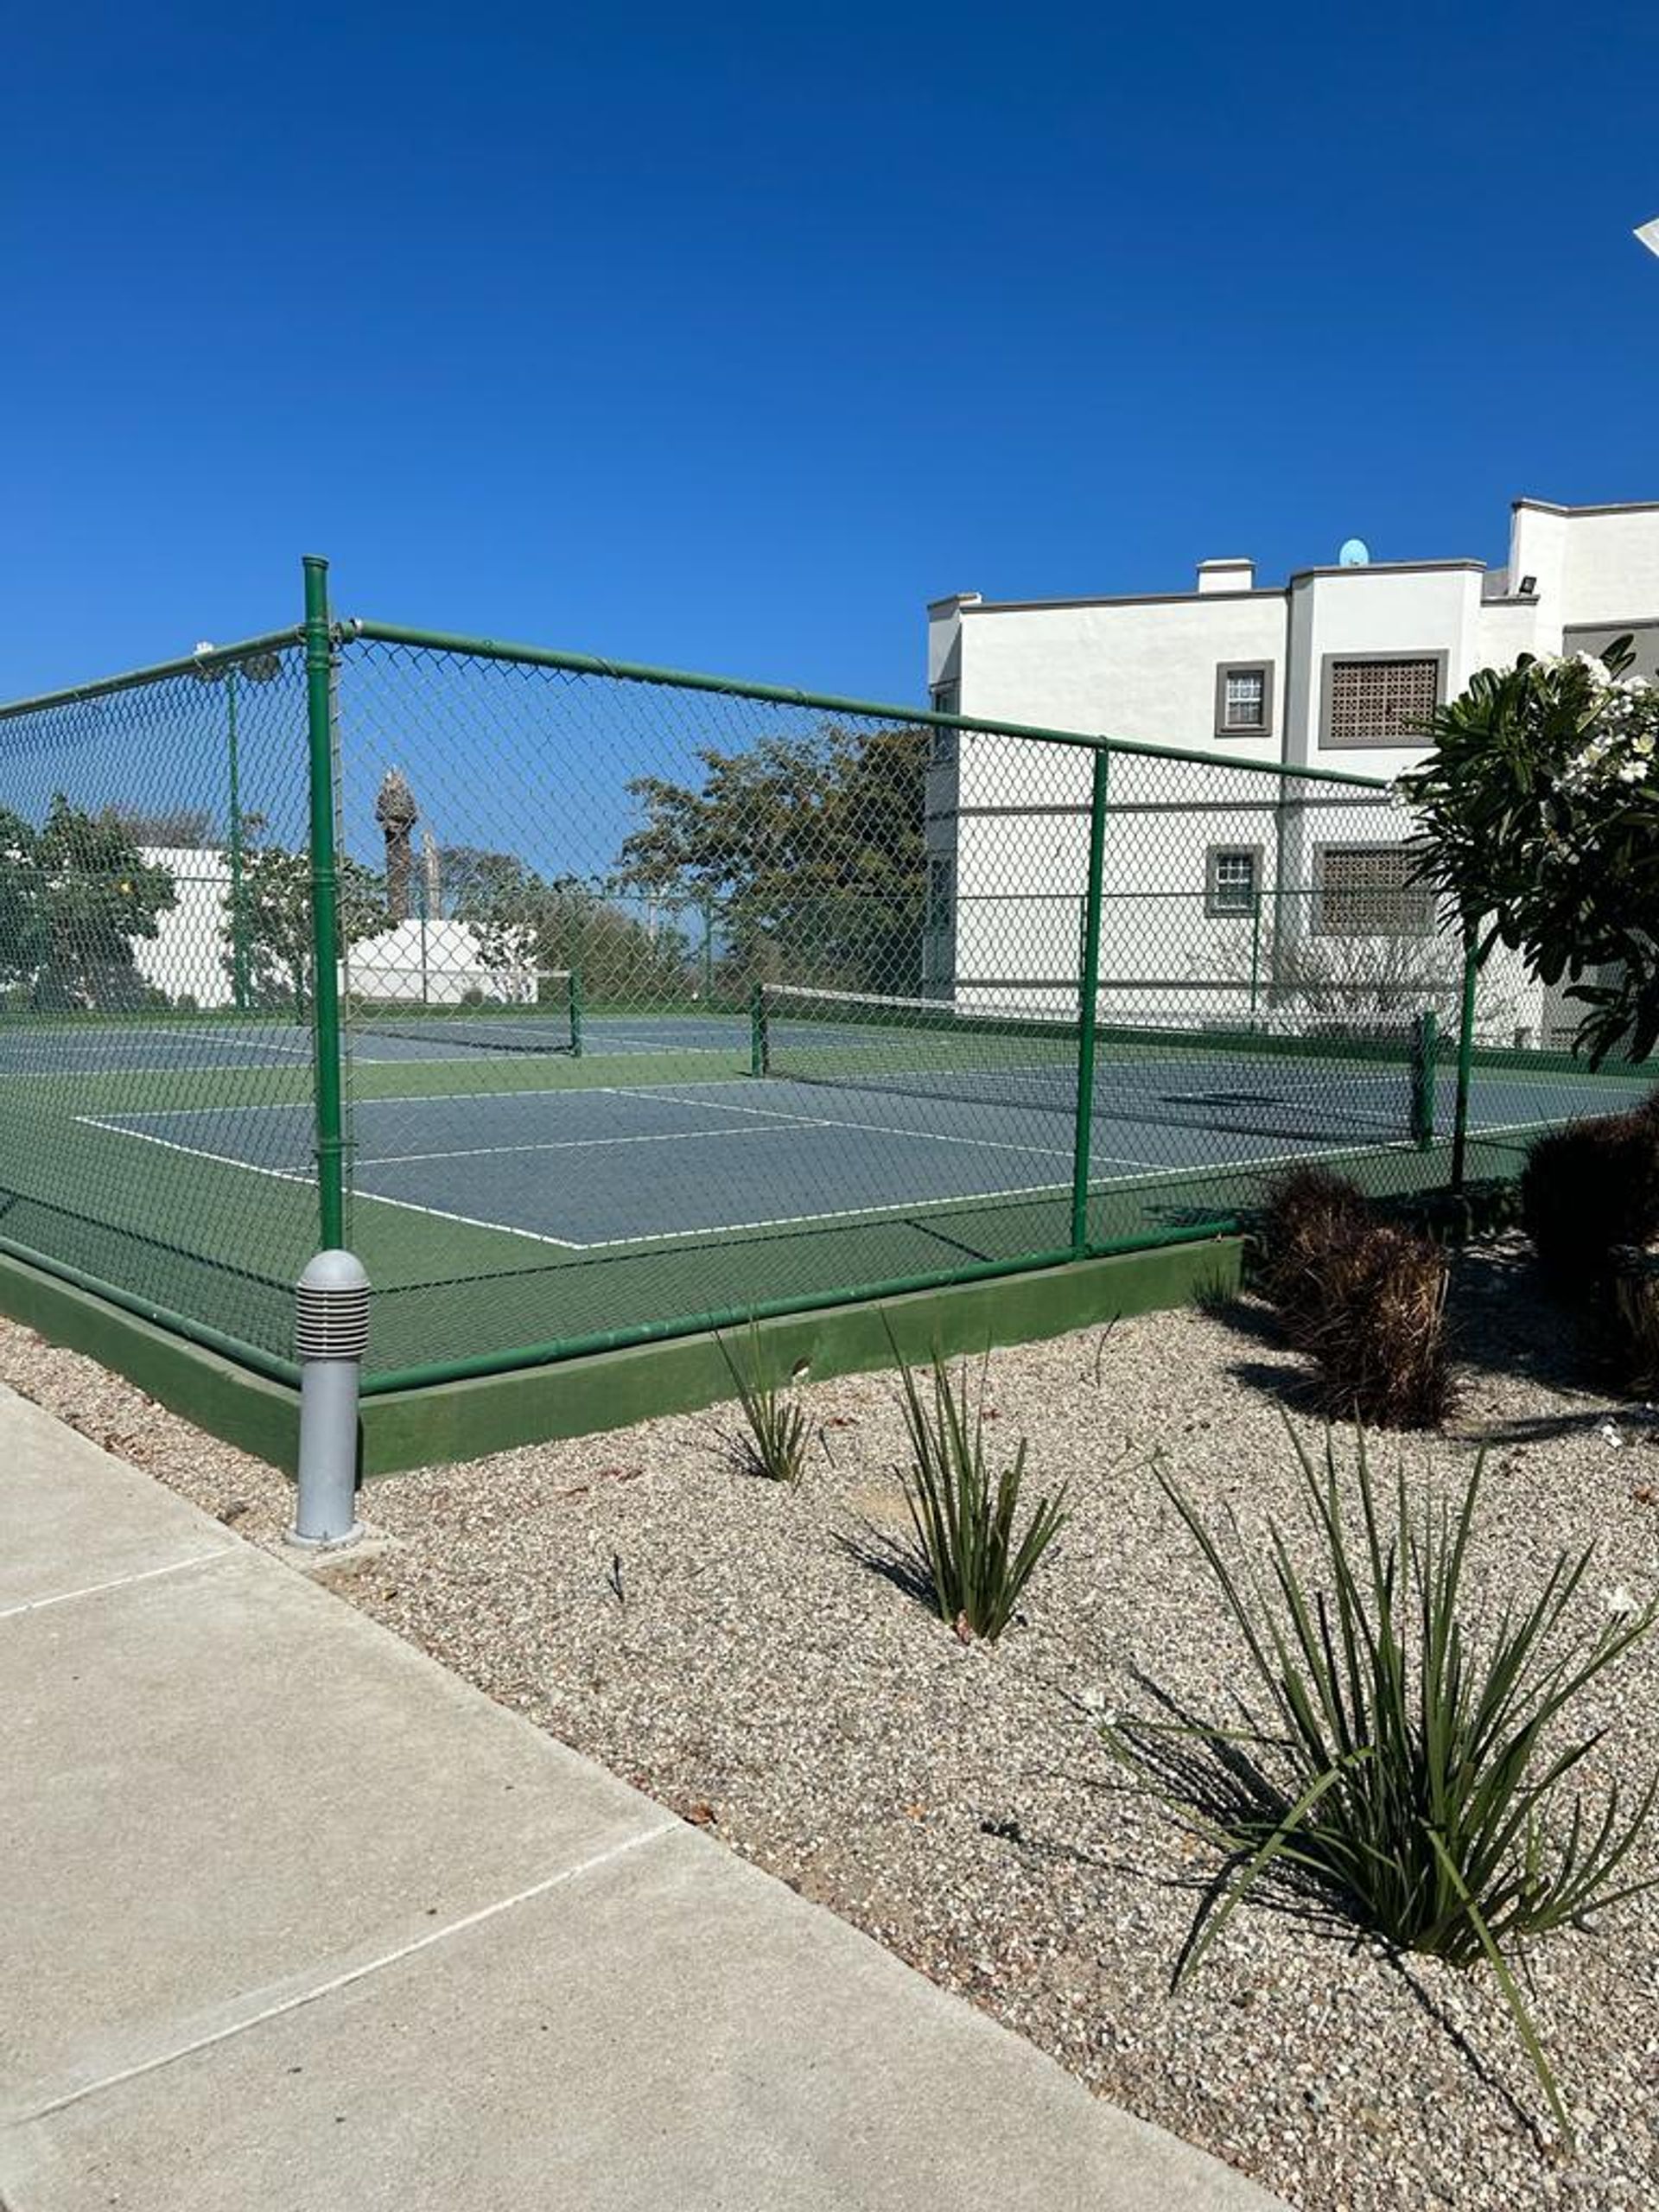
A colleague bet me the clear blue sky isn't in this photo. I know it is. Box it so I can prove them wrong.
[5,1,1657,709]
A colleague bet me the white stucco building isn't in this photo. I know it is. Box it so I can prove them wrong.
[924,499,1659,1046]
[130,847,233,1007]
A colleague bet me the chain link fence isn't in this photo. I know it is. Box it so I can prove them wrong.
[0,565,1650,1393]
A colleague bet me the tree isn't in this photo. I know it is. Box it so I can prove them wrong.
[107,805,217,849]
[436,845,537,921]
[235,840,387,1012]
[616,722,929,994]
[0,798,176,1010]
[1194,913,1520,1039]
[458,860,695,1003]
[1398,640,1659,1065]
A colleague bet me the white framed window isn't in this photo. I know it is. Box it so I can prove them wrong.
[1321,656,1444,748]
[1215,664,1271,734]
[1205,845,1262,917]
[1315,845,1434,936]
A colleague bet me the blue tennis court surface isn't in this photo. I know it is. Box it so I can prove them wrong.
[78,1054,1655,1252]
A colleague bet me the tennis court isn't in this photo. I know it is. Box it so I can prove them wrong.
[44,1002,1651,1295]
[3,592,1652,1401]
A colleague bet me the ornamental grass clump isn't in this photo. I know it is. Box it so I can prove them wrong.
[719,1324,810,1486]
[895,1349,1069,1643]
[1300,1217,1454,1429]
[1257,1166,1371,1335]
[1106,1428,1659,2137]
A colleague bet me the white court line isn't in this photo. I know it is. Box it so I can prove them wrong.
[73,1117,587,1250]
[607,1084,1155,1170]
[354,1122,809,1168]
[566,1134,1411,1251]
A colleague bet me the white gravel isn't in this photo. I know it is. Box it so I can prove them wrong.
[5,1238,1658,2212]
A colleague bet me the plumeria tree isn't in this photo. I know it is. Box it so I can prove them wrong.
[1398,639,1659,1065]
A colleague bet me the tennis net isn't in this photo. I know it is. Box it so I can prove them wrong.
[349,969,582,1056]
[755,983,1437,1146]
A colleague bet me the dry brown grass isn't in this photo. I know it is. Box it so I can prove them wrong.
[1296,1217,1455,1428]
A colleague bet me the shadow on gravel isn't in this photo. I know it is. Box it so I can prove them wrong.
[1197,1241,1659,1447]
[834,1517,933,1611]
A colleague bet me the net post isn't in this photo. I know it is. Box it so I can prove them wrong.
[1410,1007,1437,1148]
[1069,749,1110,1256]
[1450,929,1478,1192]
[568,968,584,1058]
[750,981,769,1077]
[1247,887,1262,1026]
[303,555,347,1250]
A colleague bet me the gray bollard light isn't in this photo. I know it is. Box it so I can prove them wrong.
[289,1249,371,1548]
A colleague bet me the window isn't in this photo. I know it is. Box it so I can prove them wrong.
[1315,846,1434,936]
[1205,845,1262,917]
[1321,656,1442,748]
[1215,663,1272,735]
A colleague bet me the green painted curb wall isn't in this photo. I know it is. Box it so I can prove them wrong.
[0,1249,303,1469]
[0,1236,1243,1478]
[356,1236,1243,1472]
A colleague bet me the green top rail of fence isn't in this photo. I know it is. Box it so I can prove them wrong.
[0,627,307,723]
[340,617,1397,792]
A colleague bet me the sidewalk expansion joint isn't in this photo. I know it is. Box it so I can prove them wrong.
[16,1817,683,2124]
[0,1546,239,1624]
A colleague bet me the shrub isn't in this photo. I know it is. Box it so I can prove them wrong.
[895,1349,1068,1643]
[719,1323,810,1485]
[1298,1217,1454,1429]
[1256,1166,1370,1332]
[1106,1427,1659,2139]
[1611,1244,1659,1393]
[1521,1095,1659,1294]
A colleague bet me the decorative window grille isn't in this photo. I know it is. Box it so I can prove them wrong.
[1315,846,1434,936]
[1325,658,1439,747]
[1222,669,1266,730]
[1205,845,1262,916]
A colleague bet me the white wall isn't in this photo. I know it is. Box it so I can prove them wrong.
[346,917,535,1002]
[132,847,232,1007]
[956,592,1290,765]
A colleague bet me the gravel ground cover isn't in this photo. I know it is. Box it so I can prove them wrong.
[5,1241,1658,2211]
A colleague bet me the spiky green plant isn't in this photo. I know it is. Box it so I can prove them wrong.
[719,1323,810,1485]
[1105,1427,1658,2138]
[895,1348,1069,1642]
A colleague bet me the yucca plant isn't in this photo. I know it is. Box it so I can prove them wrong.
[1106,1427,1658,2137]
[895,1347,1069,1642]
[719,1323,810,1485]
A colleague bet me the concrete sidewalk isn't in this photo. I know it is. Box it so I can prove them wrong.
[0,1384,1284,2211]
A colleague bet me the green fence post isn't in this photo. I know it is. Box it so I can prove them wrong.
[1449,930,1478,1193]
[1069,749,1110,1257]
[1410,1007,1438,1148]
[303,556,346,1250]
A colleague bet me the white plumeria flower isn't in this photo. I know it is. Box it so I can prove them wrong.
[1599,1420,1626,1447]
[1604,1584,1638,1620]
